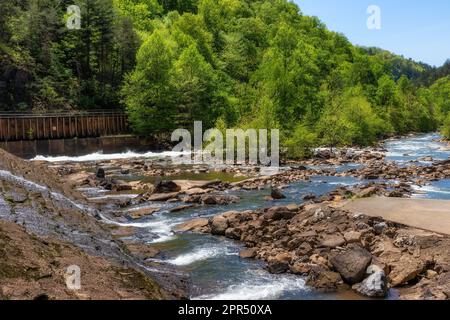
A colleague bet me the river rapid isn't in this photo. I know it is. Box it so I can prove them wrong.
[29,133,450,300]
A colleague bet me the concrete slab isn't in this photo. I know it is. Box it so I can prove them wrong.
[342,197,450,236]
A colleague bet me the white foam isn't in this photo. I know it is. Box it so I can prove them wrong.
[31,150,190,163]
[194,274,308,300]
[87,194,139,201]
[164,246,235,266]
[412,185,450,195]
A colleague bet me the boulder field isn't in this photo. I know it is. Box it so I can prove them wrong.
[178,191,450,299]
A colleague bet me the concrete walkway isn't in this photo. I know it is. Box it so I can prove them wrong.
[342,197,450,236]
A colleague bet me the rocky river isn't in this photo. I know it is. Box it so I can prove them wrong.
[0,133,449,300]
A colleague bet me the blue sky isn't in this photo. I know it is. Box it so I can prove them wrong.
[295,0,450,67]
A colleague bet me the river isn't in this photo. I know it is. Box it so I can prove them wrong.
[29,132,450,300]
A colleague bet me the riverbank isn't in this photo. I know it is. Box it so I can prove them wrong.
[0,149,188,300]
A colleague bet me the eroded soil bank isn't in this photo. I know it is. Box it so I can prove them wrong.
[0,149,187,300]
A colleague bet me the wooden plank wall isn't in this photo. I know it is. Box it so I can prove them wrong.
[0,111,129,141]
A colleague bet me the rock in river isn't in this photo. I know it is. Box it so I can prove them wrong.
[271,187,286,200]
[330,245,372,284]
[174,218,209,232]
[239,248,257,259]
[128,207,160,220]
[154,180,181,193]
[96,167,105,179]
[210,216,229,235]
[353,271,388,298]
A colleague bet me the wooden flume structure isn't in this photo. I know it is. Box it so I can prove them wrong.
[0,110,129,141]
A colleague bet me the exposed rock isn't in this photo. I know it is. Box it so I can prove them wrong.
[174,218,209,232]
[267,253,292,274]
[210,216,229,235]
[110,226,136,238]
[128,207,160,220]
[374,222,388,235]
[224,227,241,240]
[125,244,160,260]
[239,248,257,259]
[290,262,314,275]
[353,271,388,298]
[154,180,181,193]
[113,180,133,192]
[320,234,346,248]
[147,192,179,202]
[5,192,28,204]
[169,204,195,213]
[295,242,313,256]
[344,231,362,244]
[357,186,378,198]
[306,270,345,292]
[271,187,286,200]
[185,188,211,196]
[96,167,105,179]
[264,206,297,221]
[310,254,330,268]
[330,246,372,284]
[302,193,317,201]
[426,270,438,279]
[201,194,239,205]
[387,255,425,287]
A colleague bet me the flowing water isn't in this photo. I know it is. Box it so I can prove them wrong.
[26,132,450,299]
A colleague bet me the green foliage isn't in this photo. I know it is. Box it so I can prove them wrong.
[441,113,450,139]
[1,0,448,153]
[285,124,317,159]
[0,0,140,111]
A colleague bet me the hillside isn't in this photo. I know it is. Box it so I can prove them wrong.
[1,0,450,154]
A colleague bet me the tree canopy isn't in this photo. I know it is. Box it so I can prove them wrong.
[1,0,449,154]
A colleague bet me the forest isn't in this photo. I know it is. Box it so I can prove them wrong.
[1,0,450,157]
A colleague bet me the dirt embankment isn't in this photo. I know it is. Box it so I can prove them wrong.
[0,149,83,200]
[0,148,187,300]
[0,220,165,300]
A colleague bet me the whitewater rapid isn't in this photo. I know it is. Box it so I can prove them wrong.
[31,150,190,162]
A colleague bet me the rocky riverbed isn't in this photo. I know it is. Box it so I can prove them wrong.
[1,133,450,300]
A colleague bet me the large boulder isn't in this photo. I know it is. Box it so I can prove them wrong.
[154,180,181,193]
[352,271,388,298]
[330,246,372,284]
[271,188,286,200]
[210,216,229,235]
[264,206,297,221]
